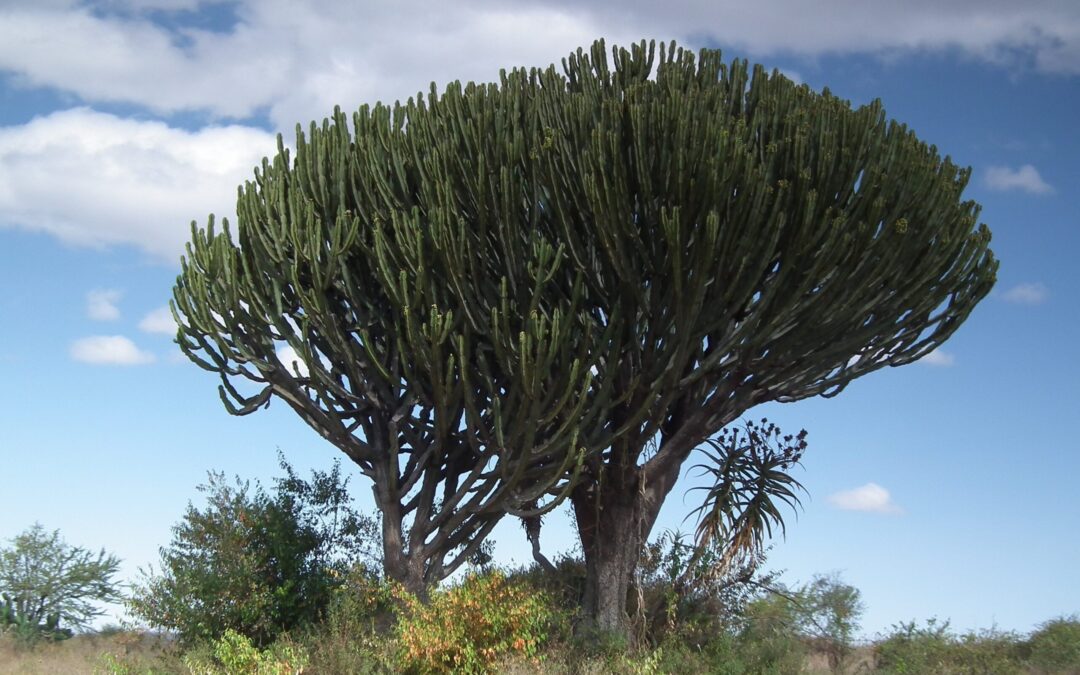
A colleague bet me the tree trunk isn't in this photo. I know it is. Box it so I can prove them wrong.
[378,516,427,598]
[571,481,666,637]
[372,472,429,598]
[574,493,642,636]
[571,437,693,639]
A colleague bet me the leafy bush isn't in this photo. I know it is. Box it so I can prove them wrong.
[129,455,377,646]
[182,629,308,675]
[394,571,567,674]
[0,524,122,644]
[950,627,1026,674]
[1027,615,1080,672]
[875,618,955,673]
[875,618,1026,674]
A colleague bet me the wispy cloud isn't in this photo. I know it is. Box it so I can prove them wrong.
[70,335,155,365]
[86,289,122,321]
[139,306,178,334]
[828,482,903,514]
[919,349,955,367]
[984,164,1054,195]
[1001,282,1049,305]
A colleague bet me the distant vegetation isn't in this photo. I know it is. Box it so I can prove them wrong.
[2,460,1077,673]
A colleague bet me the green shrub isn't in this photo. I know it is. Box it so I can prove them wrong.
[182,629,308,675]
[875,618,954,673]
[394,571,568,674]
[1028,615,1080,673]
[950,627,1025,675]
[736,593,808,674]
[129,456,377,646]
[874,619,1026,674]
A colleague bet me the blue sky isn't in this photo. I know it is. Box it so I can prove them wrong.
[1,0,1077,638]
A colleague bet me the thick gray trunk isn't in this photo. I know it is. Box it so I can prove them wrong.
[573,485,652,637]
[572,446,689,639]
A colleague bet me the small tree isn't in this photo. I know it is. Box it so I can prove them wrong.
[738,573,863,673]
[129,456,377,646]
[793,573,864,672]
[0,524,122,640]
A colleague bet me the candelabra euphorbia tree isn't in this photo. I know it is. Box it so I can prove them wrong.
[173,40,997,632]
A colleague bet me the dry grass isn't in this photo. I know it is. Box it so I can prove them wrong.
[0,632,180,675]
[803,646,877,673]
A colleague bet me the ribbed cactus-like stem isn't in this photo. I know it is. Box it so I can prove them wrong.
[173,39,996,603]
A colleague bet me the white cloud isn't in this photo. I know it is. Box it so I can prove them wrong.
[779,69,803,85]
[139,306,178,334]
[1,2,1077,259]
[70,335,155,365]
[919,349,956,367]
[0,2,619,131]
[984,164,1055,195]
[0,108,275,259]
[0,1,1077,133]
[276,344,310,377]
[828,482,902,514]
[1001,282,1049,305]
[86,289,122,321]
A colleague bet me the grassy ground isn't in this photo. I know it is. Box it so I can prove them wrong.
[2,634,1077,675]
[0,636,862,675]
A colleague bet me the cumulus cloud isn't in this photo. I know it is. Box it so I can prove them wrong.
[828,482,902,514]
[70,335,155,365]
[139,305,178,334]
[1002,282,1049,305]
[1,2,1077,259]
[0,1,621,130]
[919,349,956,367]
[0,1,1078,132]
[0,108,275,259]
[86,289,122,320]
[984,164,1055,195]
